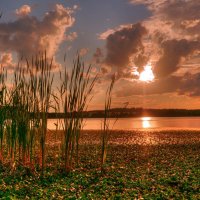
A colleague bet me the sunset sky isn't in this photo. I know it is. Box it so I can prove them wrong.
[0,0,200,110]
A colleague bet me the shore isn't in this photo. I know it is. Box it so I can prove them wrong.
[0,129,200,199]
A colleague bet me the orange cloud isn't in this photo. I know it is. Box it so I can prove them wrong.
[98,24,132,40]
[0,53,15,70]
[16,5,31,17]
[0,4,75,59]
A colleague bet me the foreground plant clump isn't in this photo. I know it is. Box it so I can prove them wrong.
[0,53,97,175]
[0,130,200,199]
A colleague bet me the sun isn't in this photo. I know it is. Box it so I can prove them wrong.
[139,64,154,82]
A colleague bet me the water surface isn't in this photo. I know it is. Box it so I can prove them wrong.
[47,117,200,130]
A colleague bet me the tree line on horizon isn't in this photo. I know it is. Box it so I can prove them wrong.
[46,108,200,118]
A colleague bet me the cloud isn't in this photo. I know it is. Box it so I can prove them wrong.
[115,75,182,97]
[157,1,200,35]
[98,24,133,40]
[16,5,31,17]
[114,70,200,99]
[98,29,116,40]
[93,48,103,64]
[0,4,75,59]
[179,73,200,97]
[128,0,200,79]
[79,48,89,56]
[73,4,80,11]
[130,0,200,40]
[65,32,78,42]
[134,54,149,73]
[103,23,147,75]
[154,39,200,77]
[0,53,15,70]
[95,0,200,94]
[129,0,166,10]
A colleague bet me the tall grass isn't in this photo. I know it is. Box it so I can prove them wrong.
[26,53,54,175]
[0,67,7,162]
[12,66,29,165]
[101,76,115,172]
[57,55,97,173]
[0,53,54,174]
[0,52,101,176]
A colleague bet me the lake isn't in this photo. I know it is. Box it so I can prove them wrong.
[47,117,200,130]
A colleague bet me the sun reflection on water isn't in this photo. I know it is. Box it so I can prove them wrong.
[142,117,151,129]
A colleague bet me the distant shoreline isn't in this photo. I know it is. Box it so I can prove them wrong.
[47,108,200,118]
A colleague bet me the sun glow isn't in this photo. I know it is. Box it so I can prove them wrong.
[139,64,154,82]
[142,117,151,129]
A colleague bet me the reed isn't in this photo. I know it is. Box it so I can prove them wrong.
[0,53,53,175]
[101,76,115,172]
[3,61,35,167]
[13,66,29,165]
[0,52,98,176]
[26,53,54,175]
[58,55,97,173]
[28,62,40,166]
[0,67,7,162]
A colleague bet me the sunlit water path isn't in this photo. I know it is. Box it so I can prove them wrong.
[47,117,200,130]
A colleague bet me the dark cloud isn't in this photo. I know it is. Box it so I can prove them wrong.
[158,0,200,36]
[104,23,147,73]
[155,39,200,77]
[0,4,75,59]
[134,54,148,73]
[179,73,200,97]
